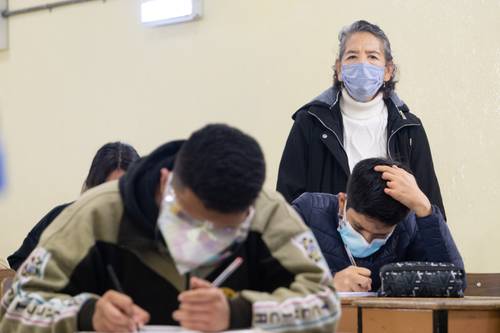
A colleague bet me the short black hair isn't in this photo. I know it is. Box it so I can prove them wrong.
[174,124,266,213]
[83,142,140,191]
[347,158,410,226]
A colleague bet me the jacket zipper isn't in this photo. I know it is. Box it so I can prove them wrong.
[309,109,419,162]
[387,124,420,160]
[311,96,420,161]
[386,98,420,160]
[307,111,348,158]
[381,263,458,274]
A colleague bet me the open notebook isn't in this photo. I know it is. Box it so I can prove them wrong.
[141,327,261,332]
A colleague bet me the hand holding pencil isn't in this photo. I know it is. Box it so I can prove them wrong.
[92,290,150,332]
[173,257,243,332]
[92,265,150,332]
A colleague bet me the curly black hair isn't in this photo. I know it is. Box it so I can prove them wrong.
[174,124,266,213]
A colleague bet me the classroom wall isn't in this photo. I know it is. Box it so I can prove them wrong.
[0,0,499,272]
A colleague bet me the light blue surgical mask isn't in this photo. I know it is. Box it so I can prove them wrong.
[341,63,385,102]
[337,201,393,258]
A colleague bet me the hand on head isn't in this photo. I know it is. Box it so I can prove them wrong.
[374,164,432,218]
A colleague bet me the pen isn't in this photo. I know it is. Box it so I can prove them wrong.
[185,272,191,290]
[212,256,244,287]
[107,264,125,293]
[344,245,357,267]
[106,265,141,332]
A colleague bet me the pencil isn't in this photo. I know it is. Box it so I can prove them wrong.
[344,245,357,267]
[212,257,244,287]
[106,265,141,332]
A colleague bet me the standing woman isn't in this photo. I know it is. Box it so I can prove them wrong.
[277,20,445,217]
[7,142,140,270]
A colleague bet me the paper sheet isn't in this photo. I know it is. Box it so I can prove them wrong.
[337,291,378,298]
[78,325,265,332]
[103,326,262,333]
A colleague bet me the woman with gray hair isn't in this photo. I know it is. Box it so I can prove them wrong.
[277,20,445,218]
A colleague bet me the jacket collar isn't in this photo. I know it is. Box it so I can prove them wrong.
[309,85,408,112]
[295,86,420,136]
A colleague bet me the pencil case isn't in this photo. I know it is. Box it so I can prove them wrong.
[378,261,465,297]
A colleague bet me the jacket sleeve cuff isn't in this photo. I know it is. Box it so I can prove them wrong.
[228,296,252,329]
[77,298,97,331]
[415,205,442,228]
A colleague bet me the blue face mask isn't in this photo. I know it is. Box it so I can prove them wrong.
[337,202,393,258]
[341,63,385,102]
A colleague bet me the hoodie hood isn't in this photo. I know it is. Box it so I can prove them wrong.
[119,140,185,239]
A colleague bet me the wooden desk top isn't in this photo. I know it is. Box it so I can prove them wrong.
[351,296,500,310]
[341,296,366,305]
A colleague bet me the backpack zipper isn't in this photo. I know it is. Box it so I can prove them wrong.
[380,262,458,274]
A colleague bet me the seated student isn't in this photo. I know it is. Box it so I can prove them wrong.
[0,124,339,333]
[7,142,139,270]
[292,158,463,292]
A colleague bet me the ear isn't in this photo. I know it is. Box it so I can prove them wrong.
[335,59,342,82]
[156,168,170,206]
[337,192,347,216]
[384,62,394,82]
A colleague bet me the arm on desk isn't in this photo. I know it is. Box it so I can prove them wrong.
[235,191,341,333]
[405,206,464,272]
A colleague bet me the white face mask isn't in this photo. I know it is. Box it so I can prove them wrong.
[157,174,253,275]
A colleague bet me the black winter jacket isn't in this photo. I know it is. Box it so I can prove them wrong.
[277,87,446,219]
[292,192,464,290]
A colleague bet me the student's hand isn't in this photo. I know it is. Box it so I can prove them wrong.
[333,266,372,292]
[92,290,150,332]
[173,277,230,332]
[374,164,432,218]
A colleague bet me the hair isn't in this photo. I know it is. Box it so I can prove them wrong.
[82,142,140,192]
[333,20,398,98]
[346,158,410,226]
[174,124,266,213]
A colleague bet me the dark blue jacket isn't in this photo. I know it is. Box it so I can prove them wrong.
[292,193,464,290]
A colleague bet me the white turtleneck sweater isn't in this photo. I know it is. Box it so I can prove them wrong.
[340,88,388,172]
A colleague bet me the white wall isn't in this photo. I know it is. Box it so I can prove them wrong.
[0,0,499,272]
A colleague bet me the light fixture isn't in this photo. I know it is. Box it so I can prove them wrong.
[141,0,202,27]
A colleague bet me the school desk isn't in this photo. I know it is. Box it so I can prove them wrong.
[338,296,500,333]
